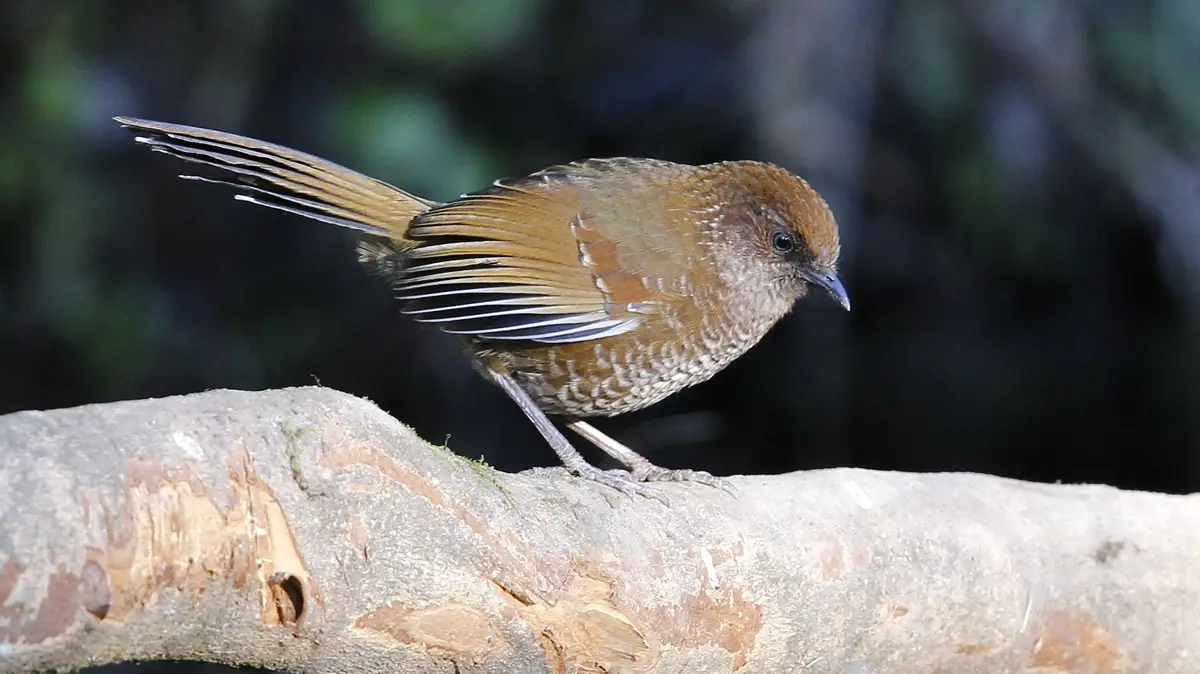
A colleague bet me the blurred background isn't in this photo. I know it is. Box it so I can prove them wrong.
[2,0,1198,496]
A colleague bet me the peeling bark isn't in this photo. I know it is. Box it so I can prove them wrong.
[0,387,1196,674]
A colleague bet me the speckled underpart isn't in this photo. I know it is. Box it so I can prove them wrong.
[506,294,796,417]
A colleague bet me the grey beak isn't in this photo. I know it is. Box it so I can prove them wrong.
[807,270,851,311]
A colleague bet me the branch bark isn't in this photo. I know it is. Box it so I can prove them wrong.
[0,387,1196,674]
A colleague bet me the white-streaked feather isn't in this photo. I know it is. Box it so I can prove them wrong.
[410,304,586,324]
[441,313,602,335]
[397,284,578,301]
[535,318,641,343]
[402,296,553,315]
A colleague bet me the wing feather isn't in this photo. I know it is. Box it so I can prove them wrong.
[395,173,665,343]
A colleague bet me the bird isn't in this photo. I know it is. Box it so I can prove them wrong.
[113,115,850,503]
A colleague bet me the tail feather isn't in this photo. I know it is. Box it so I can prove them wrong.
[113,116,436,243]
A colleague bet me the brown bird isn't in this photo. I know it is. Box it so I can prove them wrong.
[114,115,849,502]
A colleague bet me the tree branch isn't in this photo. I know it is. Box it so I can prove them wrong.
[0,387,1195,673]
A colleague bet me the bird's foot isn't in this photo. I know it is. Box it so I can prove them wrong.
[564,419,739,497]
[629,464,740,497]
[567,465,669,505]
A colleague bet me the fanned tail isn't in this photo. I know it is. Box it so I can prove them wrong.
[113,116,436,248]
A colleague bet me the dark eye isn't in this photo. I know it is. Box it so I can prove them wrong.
[771,231,794,253]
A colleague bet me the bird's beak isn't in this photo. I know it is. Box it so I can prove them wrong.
[805,269,851,311]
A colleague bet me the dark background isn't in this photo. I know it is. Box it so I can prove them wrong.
[3,0,1198,497]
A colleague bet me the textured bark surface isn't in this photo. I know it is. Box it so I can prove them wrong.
[0,386,1196,674]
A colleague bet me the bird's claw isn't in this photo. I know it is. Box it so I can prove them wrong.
[630,465,740,497]
[573,465,670,505]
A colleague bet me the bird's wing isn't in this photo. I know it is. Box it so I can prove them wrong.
[397,168,690,344]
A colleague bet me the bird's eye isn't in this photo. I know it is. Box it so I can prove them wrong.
[771,231,794,253]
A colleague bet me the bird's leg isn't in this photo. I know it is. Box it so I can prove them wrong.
[487,368,668,504]
[565,420,738,496]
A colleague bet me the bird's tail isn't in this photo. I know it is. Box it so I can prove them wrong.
[113,116,437,257]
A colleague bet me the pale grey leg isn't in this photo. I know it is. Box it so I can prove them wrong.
[487,368,668,504]
[566,420,738,496]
